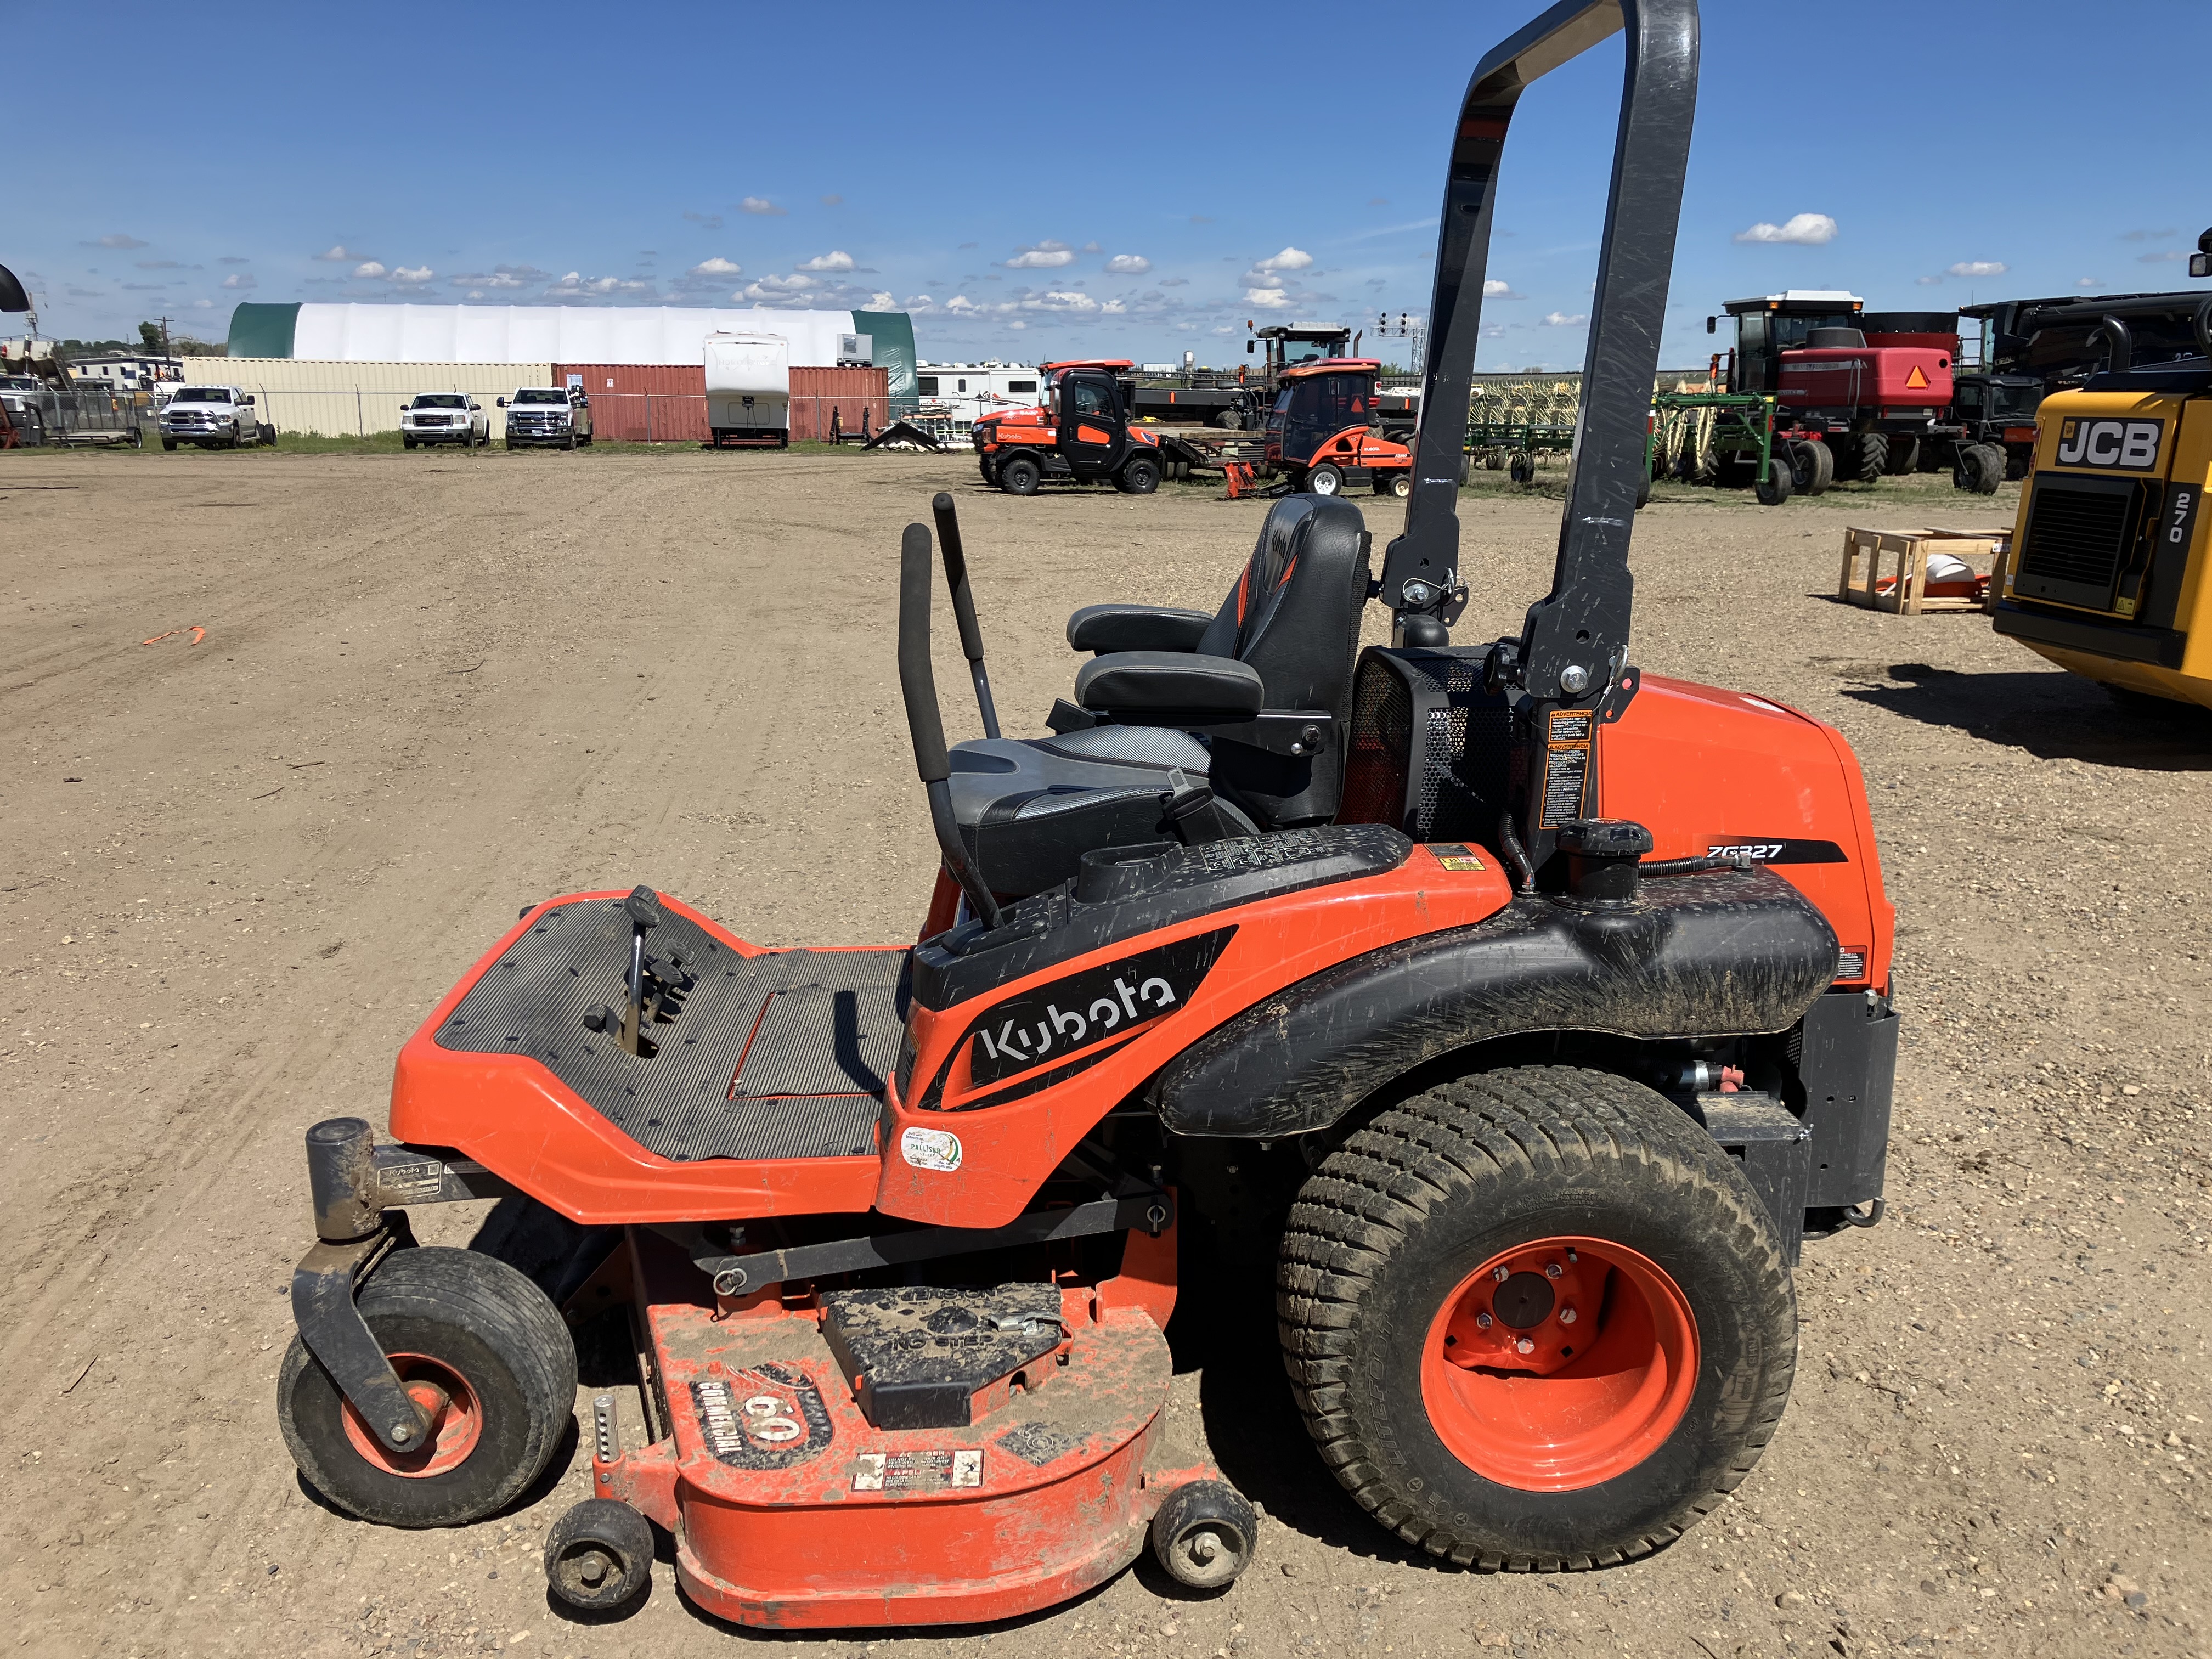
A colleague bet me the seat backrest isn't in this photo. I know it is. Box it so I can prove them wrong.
[1198,495,1373,826]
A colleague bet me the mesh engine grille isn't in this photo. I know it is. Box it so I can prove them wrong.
[2016,481,2136,604]
[437,898,904,1164]
[1338,654,1412,829]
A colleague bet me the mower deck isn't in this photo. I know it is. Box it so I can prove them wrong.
[612,1282,1191,1628]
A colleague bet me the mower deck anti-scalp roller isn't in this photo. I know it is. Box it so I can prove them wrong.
[274,0,1899,1627]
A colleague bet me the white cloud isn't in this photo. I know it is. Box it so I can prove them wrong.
[221,273,256,290]
[1731,213,1837,246]
[738,197,785,216]
[945,295,979,312]
[1253,247,1314,273]
[798,250,855,272]
[2138,249,2186,264]
[1482,278,1523,299]
[740,273,818,303]
[1158,277,1188,289]
[352,261,388,279]
[1541,311,1588,328]
[92,233,149,249]
[466,290,484,300]
[902,294,934,311]
[868,290,895,309]
[548,272,653,297]
[1915,275,1944,286]
[392,266,436,285]
[689,257,743,276]
[1245,286,1294,309]
[1945,260,2007,278]
[2120,228,2176,242]
[1008,320,1026,330]
[1080,241,1102,254]
[1030,290,1098,312]
[2075,278,2103,290]
[317,244,369,262]
[1004,241,1075,269]
[1104,253,1152,275]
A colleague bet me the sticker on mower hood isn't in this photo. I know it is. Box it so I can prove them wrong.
[913,927,1236,1112]
[1706,837,1847,865]
[900,1126,963,1171]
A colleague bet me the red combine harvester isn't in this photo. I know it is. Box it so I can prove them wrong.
[1707,293,1959,489]
[272,0,1897,1629]
[1261,358,1415,498]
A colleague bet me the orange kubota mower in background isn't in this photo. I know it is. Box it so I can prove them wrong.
[1262,357,1417,498]
[274,0,1897,1632]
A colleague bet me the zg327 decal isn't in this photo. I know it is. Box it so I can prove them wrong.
[1706,838,1847,865]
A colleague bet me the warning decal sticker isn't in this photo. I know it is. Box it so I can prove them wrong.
[690,1364,836,1469]
[852,1448,984,1492]
[1429,843,1487,873]
[1540,709,1594,829]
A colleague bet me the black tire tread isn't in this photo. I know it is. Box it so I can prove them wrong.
[278,1245,578,1528]
[1276,1065,1795,1571]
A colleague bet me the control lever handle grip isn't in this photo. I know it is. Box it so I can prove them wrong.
[623,885,663,931]
[898,522,951,785]
[932,492,1002,740]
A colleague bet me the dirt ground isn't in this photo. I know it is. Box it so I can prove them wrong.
[3,444,2208,1659]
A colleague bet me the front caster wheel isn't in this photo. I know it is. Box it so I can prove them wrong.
[544,1498,654,1612]
[1150,1480,1257,1590]
[1278,1065,1796,1570]
[276,1246,577,1528]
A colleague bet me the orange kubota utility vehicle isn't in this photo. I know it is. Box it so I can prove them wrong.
[275,0,1896,1629]
[1263,357,1417,498]
[972,359,1179,496]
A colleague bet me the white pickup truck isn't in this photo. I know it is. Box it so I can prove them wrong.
[159,385,273,450]
[498,387,594,450]
[401,393,490,449]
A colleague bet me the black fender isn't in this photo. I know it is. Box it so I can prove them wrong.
[1149,866,1838,1137]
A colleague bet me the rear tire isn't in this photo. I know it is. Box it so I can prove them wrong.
[1884,436,1919,476]
[404,438,417,449]
[276,1246,577,1529]
[1963,443,2004,494]
[1117,454,1161,494]
[1376,472,1411,499]
[1277,1065,1796,1570]
[1307,462,1344,496]
[1855,432,1889,483]
[999,455,1041,496]
[161,437,177,451]
[1787,439,1829,496]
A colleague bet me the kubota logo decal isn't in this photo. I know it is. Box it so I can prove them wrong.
[2055,417,2162,471]
[964,928,1234,1091]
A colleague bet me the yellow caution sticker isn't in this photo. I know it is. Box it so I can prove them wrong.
[1429,843,1487,872]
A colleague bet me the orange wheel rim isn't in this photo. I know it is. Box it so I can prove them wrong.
[1419,1236,1699,1492]
[338,1353,483,1479]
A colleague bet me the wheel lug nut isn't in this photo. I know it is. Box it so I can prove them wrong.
[1492,1266,1510,1284]
[1559,1307,1577,1325]
[1515,1337,1534,1355]
[1475,1312,1493,1329]
[1545,1262,1563,1280]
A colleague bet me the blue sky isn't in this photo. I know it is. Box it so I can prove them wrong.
[17,0,2210,369]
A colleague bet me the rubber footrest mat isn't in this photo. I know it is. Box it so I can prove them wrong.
[435,896,907,1164]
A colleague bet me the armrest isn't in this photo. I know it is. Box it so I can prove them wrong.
[1066,603,1215,654]
[1074,651,1263,719]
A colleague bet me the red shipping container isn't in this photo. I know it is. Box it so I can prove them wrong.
[789,366,890,444]
[551,363,709,443]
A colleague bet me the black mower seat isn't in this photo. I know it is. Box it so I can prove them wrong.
[944,724,1259,902]
[1062,493,1373,827]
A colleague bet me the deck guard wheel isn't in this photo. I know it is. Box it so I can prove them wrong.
[1277,1066,1797,1569]
[545,1498,656,1612]
[1000,455,1042,496]
[1149,1480,1259,1590]
[277,1246,578,1528]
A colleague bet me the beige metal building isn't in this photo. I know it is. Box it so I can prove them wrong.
[176,358,554,439]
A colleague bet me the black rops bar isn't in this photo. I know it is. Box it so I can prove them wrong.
[1384,0,1697,701]
[898,522,1004,931]
[930,493,1002,741]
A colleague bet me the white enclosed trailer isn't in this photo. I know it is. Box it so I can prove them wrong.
[704,332,791,448]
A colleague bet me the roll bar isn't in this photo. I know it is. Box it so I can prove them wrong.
[930,493,1002,740]
[898,522,1003,932]
[1381,0,1699,709]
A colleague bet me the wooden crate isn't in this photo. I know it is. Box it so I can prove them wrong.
[1838,525,2011,615]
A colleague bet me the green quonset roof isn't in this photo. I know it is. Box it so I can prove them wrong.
[851,309,917,398]
[227,302,300,358]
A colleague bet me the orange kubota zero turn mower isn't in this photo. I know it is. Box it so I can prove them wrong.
[277,0,1895,1627]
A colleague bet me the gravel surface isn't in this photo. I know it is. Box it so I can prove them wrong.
[2,446,2206,1658]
